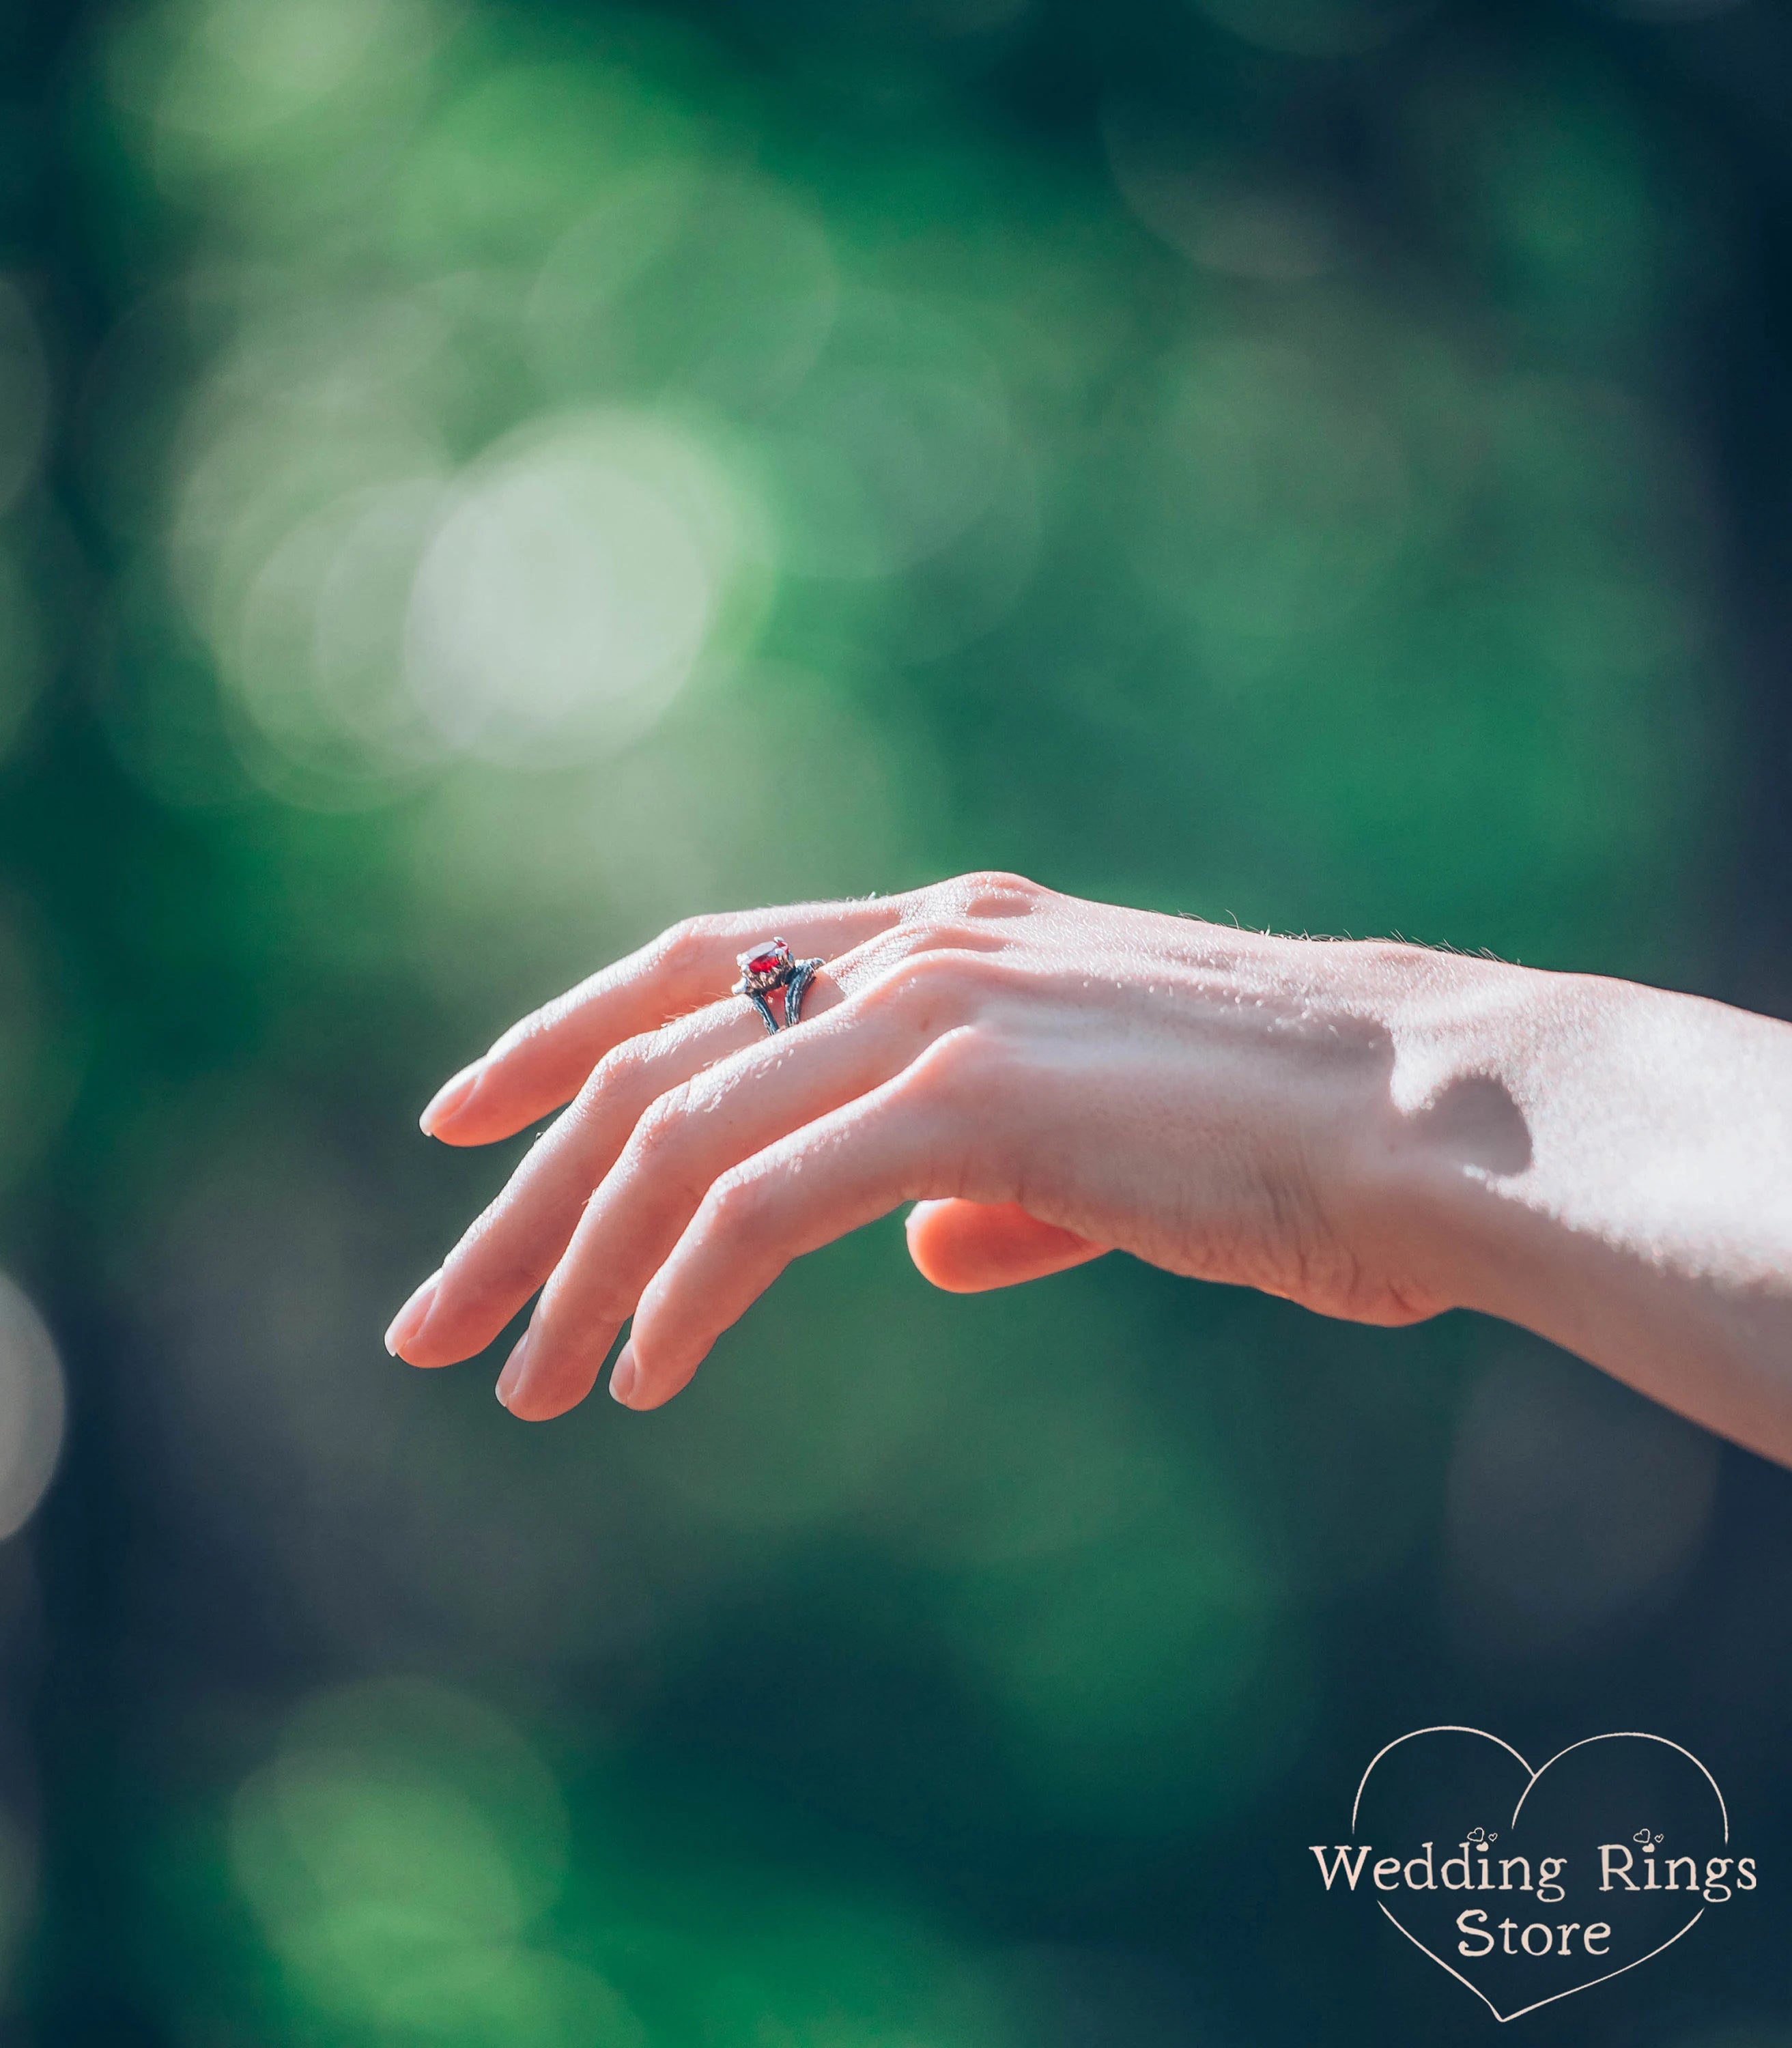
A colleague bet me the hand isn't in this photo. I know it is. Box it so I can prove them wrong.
[384,872,1473,1419]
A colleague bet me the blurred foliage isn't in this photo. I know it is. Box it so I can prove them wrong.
[0,0,1780,2040]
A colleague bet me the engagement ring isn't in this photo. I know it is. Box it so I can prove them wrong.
[734,937,823,1034]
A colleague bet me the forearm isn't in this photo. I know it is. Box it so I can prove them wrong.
[1366,956,1792,1463]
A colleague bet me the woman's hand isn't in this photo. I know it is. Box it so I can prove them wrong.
[384,872,1467,1417]
[384,870,1792,1466]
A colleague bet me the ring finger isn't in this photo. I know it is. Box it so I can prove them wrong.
[423,896,908,1145]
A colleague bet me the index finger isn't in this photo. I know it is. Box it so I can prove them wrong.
[421,895,908,1145]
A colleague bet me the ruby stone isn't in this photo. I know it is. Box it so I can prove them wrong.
[745,943,787,978]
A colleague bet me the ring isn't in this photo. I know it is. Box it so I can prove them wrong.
[734,937,824,1035]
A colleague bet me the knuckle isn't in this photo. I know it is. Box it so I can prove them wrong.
[905,1023,997,1100]
[585,1040,649,1103]
[827,924,928,997]
[625,1081,694,1163]
[918,920,995,954]
[927,869,1044,921]
[703,1166,770,1236]
[442,1231,547,1311]
[857,948,999,1031]
[848,922,932,969]
[586,1014,694,1100]
[654,915,717,977]
[868,946,966,999]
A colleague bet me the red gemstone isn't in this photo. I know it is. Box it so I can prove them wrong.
[745,943,787,978]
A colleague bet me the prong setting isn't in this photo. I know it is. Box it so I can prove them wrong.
[735,937,795,995]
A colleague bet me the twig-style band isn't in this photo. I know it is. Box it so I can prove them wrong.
[734,939,825,1034]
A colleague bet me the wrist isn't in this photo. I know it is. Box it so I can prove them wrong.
[1328,945,1548,1323]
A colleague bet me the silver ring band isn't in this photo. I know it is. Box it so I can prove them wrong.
[733,939,825,1034]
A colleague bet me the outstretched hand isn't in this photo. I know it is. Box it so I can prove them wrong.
[385,872,1455,1419]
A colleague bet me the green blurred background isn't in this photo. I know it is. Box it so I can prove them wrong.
[0,0,1786,2038]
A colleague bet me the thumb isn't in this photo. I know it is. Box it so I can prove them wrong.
[905,1199,1107,1294]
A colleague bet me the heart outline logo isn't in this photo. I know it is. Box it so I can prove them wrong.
[1352,1726,1729,2023]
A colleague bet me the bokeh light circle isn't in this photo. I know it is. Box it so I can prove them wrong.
[751,298,1010,582]
[1105,101,1340,282]
[232,478,453,786]
[1133,337,1410,640]
[0,1272,66,1541]
[530,169,838,414]
[404,411,758,767]
[230,1679,599,2040]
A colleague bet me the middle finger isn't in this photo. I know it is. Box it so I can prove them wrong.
[496,969,974,1418]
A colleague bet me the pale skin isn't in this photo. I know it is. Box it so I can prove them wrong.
[384,872,1792,1468]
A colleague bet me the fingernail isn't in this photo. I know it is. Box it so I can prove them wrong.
[384,1269,442,1358]
[609,1343,638,1406]
[421,1060,484,1137]
[496,1328,530,1408]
